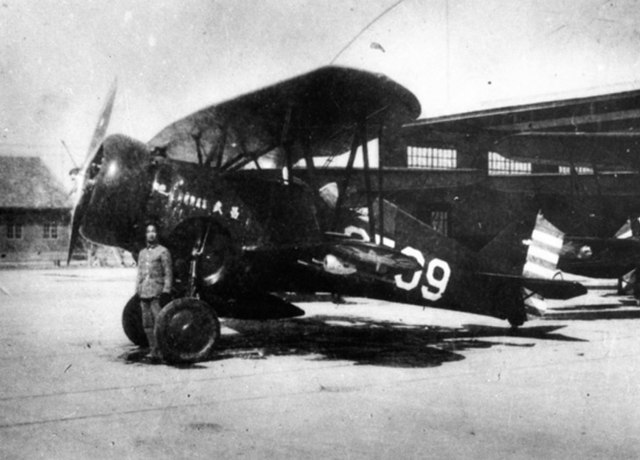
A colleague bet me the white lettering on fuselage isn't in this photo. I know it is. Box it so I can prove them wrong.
[344,226,451,301]
[344,226,395,248]
[158,182,242,221]
[151,180,170,196]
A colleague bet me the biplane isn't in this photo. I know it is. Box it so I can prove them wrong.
[550,216,640,298]
[68,66,585,364]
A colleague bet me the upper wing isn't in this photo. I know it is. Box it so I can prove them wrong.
[148,66,421,171]
[403,87,640,169]
[492,132,640,169]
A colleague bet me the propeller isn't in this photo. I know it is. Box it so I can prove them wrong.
[67,79,118,264]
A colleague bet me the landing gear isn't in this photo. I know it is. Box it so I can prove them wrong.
[144,219,231,363]
[122,295,147,347]
[155,297,221,364]
[508,316,525,330]
[122,294,173,347]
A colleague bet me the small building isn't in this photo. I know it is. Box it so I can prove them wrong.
[0,156,71,266]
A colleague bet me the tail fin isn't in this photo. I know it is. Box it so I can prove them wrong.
[632,217,640,239]
[619,269,636,295]
[477,220,530,275]
[522,212,564,279]
[615,216,640,240]
[339,197,474,264]
[369,198,476,266]
[614,220,631,239]
[478,213,583,318]
[476,212,564,278]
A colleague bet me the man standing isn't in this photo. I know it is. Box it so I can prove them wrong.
[136,223,173,361]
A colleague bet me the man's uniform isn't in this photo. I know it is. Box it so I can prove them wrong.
[136,243,173,358]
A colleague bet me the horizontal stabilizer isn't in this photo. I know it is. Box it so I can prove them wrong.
[477,272,586,300]
[521,277,586,300]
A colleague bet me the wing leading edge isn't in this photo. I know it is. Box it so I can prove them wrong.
[149,66,421,170]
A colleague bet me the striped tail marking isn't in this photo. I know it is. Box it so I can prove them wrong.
[523,212,564,279]
[615,217,640,240]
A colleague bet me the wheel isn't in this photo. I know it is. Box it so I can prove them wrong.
[507,309,526,329]
[508,317,524,329]
[122,295,147,347]
[155,298,220,363]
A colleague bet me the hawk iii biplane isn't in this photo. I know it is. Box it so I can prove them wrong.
[68,66,585,363]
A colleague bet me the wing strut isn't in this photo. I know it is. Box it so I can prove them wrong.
[377,124,385,246]
[301,138,319,193]
[360,121,376,242]
[281,104,294,185]
[333,127,360,230]
[297,110,319,193]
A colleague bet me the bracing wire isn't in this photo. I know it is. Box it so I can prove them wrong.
[329,0,406,65]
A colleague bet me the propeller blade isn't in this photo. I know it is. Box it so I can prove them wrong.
[84,79,117,168]
[67,79,118,265]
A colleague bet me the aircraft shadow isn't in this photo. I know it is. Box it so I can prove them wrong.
[208,316,581,368]
[544,301,640,321]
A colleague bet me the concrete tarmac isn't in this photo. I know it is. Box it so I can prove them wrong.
[0,267,639,459]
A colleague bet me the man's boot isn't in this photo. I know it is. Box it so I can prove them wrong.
[144,328,162,361]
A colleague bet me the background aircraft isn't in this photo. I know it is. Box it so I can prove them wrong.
[375,87,640,281]
[68,66,585,364]
[557,217,640,279]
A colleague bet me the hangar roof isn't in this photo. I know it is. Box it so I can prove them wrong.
[0,157,70,209]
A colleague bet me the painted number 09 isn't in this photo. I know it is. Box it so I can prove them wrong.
[394,247,451,301]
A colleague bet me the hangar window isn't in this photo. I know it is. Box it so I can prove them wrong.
[407,146,457,169]
[43,222,58,239]
[7,223,22,240]
[431,210,449,236]
[488,152,531,175]
[558,166,593,175]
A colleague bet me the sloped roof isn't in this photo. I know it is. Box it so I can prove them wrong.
[0,156,71,209]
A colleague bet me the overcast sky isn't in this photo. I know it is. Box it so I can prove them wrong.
[3,0,640,181]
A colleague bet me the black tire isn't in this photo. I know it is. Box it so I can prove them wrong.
[508,317,524,329]
[507,309,526,329]
[122,295,148,347]
[155,298,220,364]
